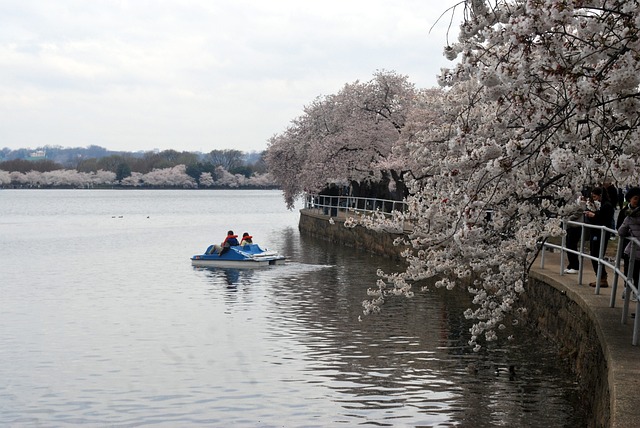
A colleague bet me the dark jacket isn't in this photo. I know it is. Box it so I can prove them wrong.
[605,185,619,209]
[222,235,239,247]
[586,200,614,238]
[618,206,640,259]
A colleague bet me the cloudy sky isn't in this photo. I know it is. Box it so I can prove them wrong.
[0,0,463,154]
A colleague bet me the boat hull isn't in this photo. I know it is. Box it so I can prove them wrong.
[191,257,286,268]
[190,243,286,268]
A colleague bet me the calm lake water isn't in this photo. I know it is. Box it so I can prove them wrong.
[0,189,585,427]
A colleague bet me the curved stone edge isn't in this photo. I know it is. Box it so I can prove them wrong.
[527,266,640,428]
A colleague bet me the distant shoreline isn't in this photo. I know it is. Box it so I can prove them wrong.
[0,186,281,190]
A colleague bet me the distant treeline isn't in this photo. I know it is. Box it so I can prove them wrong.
[0,146,273,189]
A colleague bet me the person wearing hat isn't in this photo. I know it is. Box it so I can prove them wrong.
[617,187,640,297]
[617,187,640,227]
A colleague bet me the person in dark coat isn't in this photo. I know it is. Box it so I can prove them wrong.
[209,230,239,255]
[617,187,640,291]
[584,187,614,287]
[618,187,625,210]
[604,181,619,213]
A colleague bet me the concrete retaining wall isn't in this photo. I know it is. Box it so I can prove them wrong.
[298,209,406,260]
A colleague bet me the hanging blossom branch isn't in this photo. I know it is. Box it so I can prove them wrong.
[352,0,640,350]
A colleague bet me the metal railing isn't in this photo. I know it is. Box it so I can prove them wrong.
[303,193,407,217]
[539,219,640,345]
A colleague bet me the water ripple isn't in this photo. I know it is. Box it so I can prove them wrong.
[0,190,585,427]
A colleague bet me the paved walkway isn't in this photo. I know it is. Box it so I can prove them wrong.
[531,250,640,428]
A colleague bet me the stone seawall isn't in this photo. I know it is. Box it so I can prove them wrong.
[298,208,406,260]
[299,209,615,427]
[522,273,609,427]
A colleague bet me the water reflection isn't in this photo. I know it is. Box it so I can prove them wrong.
[193,266,254,288]
[270,226,298,260]
[261,241,585,427]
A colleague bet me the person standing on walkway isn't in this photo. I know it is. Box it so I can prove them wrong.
[584,187,615,287]
[604,181,619,216]
[618,187,625,210]
[617,187,640,291]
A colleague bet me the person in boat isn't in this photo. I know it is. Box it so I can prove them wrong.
[208,230,240,255]
[222,230,240,247]
[240,232,253,246]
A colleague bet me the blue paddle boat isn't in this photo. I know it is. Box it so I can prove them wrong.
[191,243,286,268]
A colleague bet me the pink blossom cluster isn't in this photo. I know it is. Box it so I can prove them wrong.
[388,0,640,349]
[268,0,640,349]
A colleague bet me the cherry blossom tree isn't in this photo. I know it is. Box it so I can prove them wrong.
[246,172,277,188]
[377,87,449,183]
[199,172,214,187]
[24,171,44,186]
[140,165,197,188]
[120,172,144,187]
[1,169,117,187]
[42,170,87,187]
[266,70,417,208]
[265,121,311,208]
[92,170,117,186]
[212,165,246,188]
[9,171,27,185]
[0,170,10,185]
[359,0,640,350]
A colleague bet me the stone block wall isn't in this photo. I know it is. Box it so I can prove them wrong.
[521,275,609,427]
[298,209,406,260]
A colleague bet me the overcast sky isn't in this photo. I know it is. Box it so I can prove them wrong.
[0,0,463,154]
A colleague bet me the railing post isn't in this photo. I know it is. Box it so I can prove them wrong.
[634,300,640,346]
[578,224,586,285]
[594,227,607,294]
[623,245,636,323]
[628,243,640,345]
[560,219,567,273]
[611,237,626,307]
